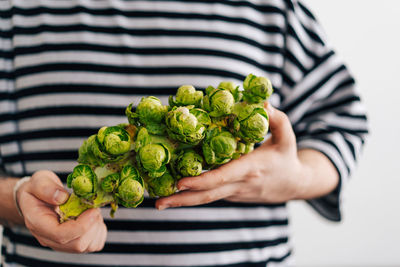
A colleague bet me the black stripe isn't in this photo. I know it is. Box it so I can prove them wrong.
[4,228,288,255]
[12,44,281,75]
[0,2,285,18]
[1,150,77,163]
[287,24,318,61]
[0,106,125,122]
[298,1,317,21]
[0,128,98,143]
[299,95,361,122]
[295,125,369,140]
[26,10,281,35]
[13,62,247,80]
[284,48,307,74]
[0,85,178,101]
[127,197,286,209]
[283,64,346,113]
[4,25,283,54]
[3,250,291,267]
[104,218,288,231]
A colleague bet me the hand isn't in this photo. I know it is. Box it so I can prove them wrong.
[156,104,309,209]
[17,170,107,253]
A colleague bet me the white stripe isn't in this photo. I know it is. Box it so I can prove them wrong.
[11,0,286,25]
[18,115,126,132]
[15,52,277,82]
[16,93,169,111]
[102,206,288,222]
[287,11,326,57]
[322,113,369,131]
[24,160,76,173]
[106,226,289,244]
[20,138,83,153]
[283,53,343,106]
[304,82,356,114]
[15,71,281,94]
[14,32,280,66]
[287,69,350,124]
[0,80,14,92]
[14,242,291,266]
[12,13,284,46]
[285,35,314,69]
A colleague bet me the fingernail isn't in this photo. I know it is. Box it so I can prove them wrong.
[266,102,274,115]
[178,185,188,191]
[54,189,69,204]
[158,205,169,211]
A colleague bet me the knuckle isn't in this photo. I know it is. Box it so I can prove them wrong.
[203,191,215,203]
[72,240,87,253]
[54,234,69,245]
[245,169,262,183]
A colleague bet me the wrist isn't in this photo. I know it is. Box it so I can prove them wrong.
[13,176,31,218]
[291,156,313,200]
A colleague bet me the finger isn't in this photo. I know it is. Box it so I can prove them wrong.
[27,170,69,205]
[264,102,296,148]
[156,183,240,210]
[33,218,103,253]
[22,191,101,245]
[177,155,253,191]
[86,222,107,252]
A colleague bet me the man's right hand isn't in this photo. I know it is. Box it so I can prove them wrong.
[17,170,107,253]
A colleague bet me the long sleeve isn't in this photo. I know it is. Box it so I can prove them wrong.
[280,0,369,221]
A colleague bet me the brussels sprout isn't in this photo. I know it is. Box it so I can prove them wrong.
[203,86,235,117]
[78,126,131,166]
[173,149,203,179]
[126,96,168,135]
[134,127,179,154]
[233,142,255,159]
[67,164,98,200]
[232,103,269,143]
[165,106,207,145]
[202,125,237,165]
[97,126,131,156]
[243,73,273,104]
[218,81,242,102]
[138,143,171,178]
[147,171,176,198]
[116,165,144,208]
[169,85,203,107]
[101,173,120,193]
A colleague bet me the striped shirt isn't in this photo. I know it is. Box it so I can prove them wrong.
[0,0,368,266]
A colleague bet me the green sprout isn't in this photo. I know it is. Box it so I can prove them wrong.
[202,125,237,166]
[232,103,269,143]
[169,85,203,107]
[67,164,98,200]
[243,73,273,104]
[137,143,171,178]
[203,86,235,117]
[126,96,168,135]
[146,171,176,198]
[78,126,131,166]
[165,106,207,145]
[115,165,145,208]
[172,149,203,179]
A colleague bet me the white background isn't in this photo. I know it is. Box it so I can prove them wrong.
[289,0,400,266]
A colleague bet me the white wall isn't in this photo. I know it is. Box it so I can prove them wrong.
[289,0,400,266]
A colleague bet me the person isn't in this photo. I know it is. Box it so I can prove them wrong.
[0,0,368,266]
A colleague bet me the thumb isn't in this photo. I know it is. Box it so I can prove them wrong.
[27,170,70,205]
[264,102,296,148]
